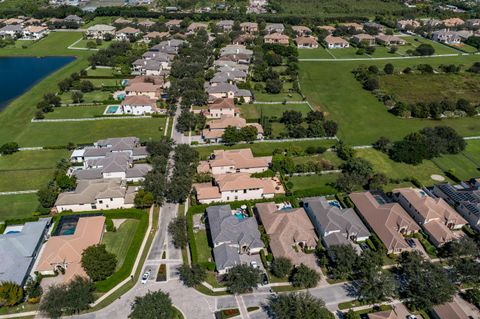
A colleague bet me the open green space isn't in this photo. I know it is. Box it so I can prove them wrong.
[289,173,339,195]
[83,16,118,28]
[86,67,117,77]
[293,150,344,168]
[44,105,106,119]
[300,55,480,145]
[0,150,68,170]
[253,81,304,102]
[70,39,111,50]
[0,169,55,192]
[195,229,212,264]
[89,78,123,87]
[464,140,480,165]
[195,139,335,159]
[103,219,140,270]
[298,47,335,59]
[401,36,462,55]
[379,73,480,104]
[432,153,480,181]
[60,90,113,104]
[239,103,311,120]
[0,194,39,221]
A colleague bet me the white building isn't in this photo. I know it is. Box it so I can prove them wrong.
[86,24,116,39]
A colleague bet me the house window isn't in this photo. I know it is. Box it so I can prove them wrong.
[99,200,103,204]
[91,204,97,209]
[110,198,113,201]
[244,189,247,194]
[235,196,238,200]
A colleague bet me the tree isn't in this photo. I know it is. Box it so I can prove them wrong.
[71,91,84,103]
[291,264,320,288]
[134,189,154,208]
[240,125,258,142]
[178,264,207,287]
[0,282,23,307]
[439,236,478,259]
[335,141,355,160]
[462,288,480,308]
[306,111,324,123]
[373,136,391,153]
[39,284,65,318]
[143,170,166,204]
[344,309,361,319]
[267,292,334,319]
[224,264,262,294]
[0,142,19,155]
[327,245,358,279]
[81,244,117,281]
[176,110,196,133]
[368,173,388,190]
[86,41,97,49]
[80,80,94,93]
[271,257,293,278]
[25,278,43,304]
[323,120,338,137]
[37,182,59,208]
[222,126,242,145]
[415,43,435,56]
[384,63,394,74]
[265,78,283,94]
[356,270,397,304]
[55,174,76,190]
[307,121,325,137]
[363,77,379,91]
[168,216,188,248]
[129,290,175,319]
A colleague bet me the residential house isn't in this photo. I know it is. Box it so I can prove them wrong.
[240,22,258,33]
[375,35,406,46]
[232,34,255,45]
[202,116,262,142]
[86,24,116,39]
[187,22,208,33]
[143,31,169,43]
[432,30,462,44]
[120,95,162,115]
[265,23,284,34]
[64,15,83,24]
[24,18,42,26]
[363,22,386,33]
[324,35,350,49]
[36,216,105,282]
[393,188,466,247]
[150,39,186,55]
[206,83,252,103]
[317,25,336,34]
[217,20,234,32]
[114,17,132,25]
[264,33,289,45]
[207,205,264,274]
[368,309,401,319]
[255,202,317,265]
[396,19,421,30]
[352,33,376,46]
[443,18,465,27]
[217,52,252,65]
[200,98,239,119]
[3,18,24,25]
[193,173,283,204]
[71,137,148,163]
[341,22,363,31]
[220,44,253,56]
[125,82,162,99]
[292,26,312,36]
[138,20,155,28]
[132,58,167,76]
[165,19,182,30]
[22,26,48,40]
[0,25,23,38]
[210,70,247,85]
[349,191,420,254]
[197,148,271,175]
[431,298,470,319]
[303,197,370,251]
[433,183,480,231]
[115,27,141,41]
[466,19,480,29]
[55,179,136,212]
[295,36,319,48]
[424,19,443,28]
[0,219,50,286]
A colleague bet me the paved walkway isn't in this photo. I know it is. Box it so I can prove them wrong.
[299,53,462,62]
[192,136,338,148]
[31,116,152,123]
[0,190,38,196]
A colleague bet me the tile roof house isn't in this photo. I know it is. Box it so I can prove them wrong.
[150,39,186,55]
[220,44,253,56]
[206,83,252,103]
[303,197,370,251]
[120,95,162,115]
[125,81,162,99]
[197,148,271,175]
[143,31,170,42]
[187,22,208,32]
[114,17,132,25]
[318,25,336,34]
[396,19,421,30]
[264,33,289,45]
[86,24,116,39]
[292,26,312,36]
[375,35,406,46]
[165,19,182,29]
[240,22,258,33]
[36,216,105,283]
[341,22,363,31]
[55,178,136,212]
[393,188,466,247]
[0,218,50,286]
[207,205,264,274]
[442,17,465,27]
[368,309,401,319]
[352,33,376,46]
[431,298,470,319]
[265,23,285,34]
[466,19,480,28]
[64,15,83,24]
[202,116,263,142]
[0,24,23,38]
[255,202,317,264]
[217,20,234,32]
[432,30,462,44]
[71,137,148,163]
[22,26,49,40]
[349,191,420,254]
[115,27,141,41]
[295,36,319,48]
[433,183,480,232]
[233,33,255,45]
[324,35,350,49]
[363,22,386,33]
[210,70,248,85]
[201,98,240,119]
[193,173,283,204]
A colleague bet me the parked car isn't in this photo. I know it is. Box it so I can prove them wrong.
[250,261,258,269]
[406,315,417,319]
[262,273,268,285]
[141,269,151,284]
[359,242,370,251]
[406,238,416,248]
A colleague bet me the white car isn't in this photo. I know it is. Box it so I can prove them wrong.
[141,269,151,284]
[407,315,417,319]
[250,261,258,269]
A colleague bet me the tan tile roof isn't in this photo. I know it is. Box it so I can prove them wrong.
[193,182,222,200]
[24,26,47,33]
[432,299,469,319]
[341,22,363,30]
[215,172,266,191]
[166,19,182,26]
[350,192,420,253]
[325,35,349,45]
[144,31,170,39]
[318,25,336,32]
[209,98,235,110]
[128,75,164,86]
[368,310,400,319]
[295,36,318,46]
[117,27,140,34]
[264,33,289,41]
[125,82,162,94]
[207,116,246,129]
[121,95,158,111]
[36,216,105,283]
[255,202,317,261]
[209,148,271,170]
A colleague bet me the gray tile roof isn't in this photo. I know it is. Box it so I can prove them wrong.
[0,25,23,32]
[126,163,152,178]
[213,243,240,271]
[0,218,50,285]
[55,179,128,206]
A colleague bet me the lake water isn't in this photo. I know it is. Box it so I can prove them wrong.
[0,56,75,111]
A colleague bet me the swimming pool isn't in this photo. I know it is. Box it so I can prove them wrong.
[234,211,246,220]
[328,200,341,209]
[105,105,120,114]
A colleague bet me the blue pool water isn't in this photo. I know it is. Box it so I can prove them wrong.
[234,212,246,220]
[328,200,341,209]
[106,105,119,114]
[0,56,75,111]
[6,231,20,234]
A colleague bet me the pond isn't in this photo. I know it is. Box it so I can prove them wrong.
[0,56,75,111]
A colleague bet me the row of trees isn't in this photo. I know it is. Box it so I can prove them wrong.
[278,110,338,139]
[37,158,77,210]
[88,41,142,72]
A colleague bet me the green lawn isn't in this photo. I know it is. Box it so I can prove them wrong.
[253,81,304,102]
[239,103,311,120]
[298,47,335,59]
[70,39,110,50]
[195,229,212,264]
[195,139,335,159]
[431,153,480,180]
[464,140,480,165]
[86,67,117,77]
[44,105,106,119]
[89,78,123,87]
[103,219,140,270]
[292,150,344,168]
[0,169,56,192]
[59,90,113,104]
[289,173,339,195]
[299,55,480,145]
[0,194,39,221]
[83,16,118,28]
[401,36,462,55]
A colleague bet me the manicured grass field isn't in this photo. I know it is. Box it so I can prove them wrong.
[59,90,113,104]
[464,140,480,165]
[44,105,106,119]
[89,78,123,87]
[379,73,480,104]
[0,169,55,192]
[401,36,462,55]
[293,150,344,168]
[299,55,480,145]
[86,67,117,77]
[83,16,118,28]
[16,117,167,147]
[432,153,480,180]
[0,150,69,170]
[253,81,304,102]
[289,173,339,194]
[355,148,451,185]
[239,103,311,120]
[195,229,212,263]
[70,39,110,50]
[195,139,335,159]
[0,194,39,221]
[103,219,140,270]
